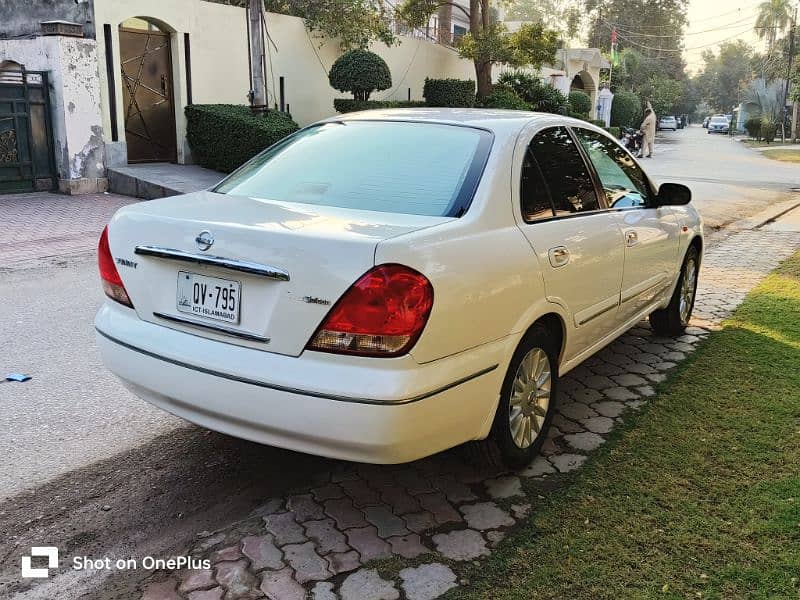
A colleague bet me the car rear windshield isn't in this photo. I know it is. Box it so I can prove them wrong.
[214,120,492,217]
[710,117,727,124]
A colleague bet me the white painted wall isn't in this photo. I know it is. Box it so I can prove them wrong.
[263,12,475,127]
[0,36,107,193]
[92,0,251,164]
[92,0,479,164]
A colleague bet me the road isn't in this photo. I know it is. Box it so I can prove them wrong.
[647,125,800,229]
[1,126,798,599]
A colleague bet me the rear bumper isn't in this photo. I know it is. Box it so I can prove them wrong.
[95,303,510,463]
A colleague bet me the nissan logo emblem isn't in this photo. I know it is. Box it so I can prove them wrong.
[195,230,214,251]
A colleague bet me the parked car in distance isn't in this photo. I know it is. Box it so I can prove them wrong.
[95,109,703,468]
[658,116,678,131]
[708,115,730,134]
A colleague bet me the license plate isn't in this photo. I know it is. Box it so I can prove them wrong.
[177,271,241,324]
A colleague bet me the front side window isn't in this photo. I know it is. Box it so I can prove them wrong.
[528,127,600,216]
[215,121,491,218]
[574,128,650,209]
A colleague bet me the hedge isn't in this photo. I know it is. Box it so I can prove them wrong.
[744,116,762,139]
[610,90,642,128]
[423,78,476,107]
[497,71,568,115]
[568,90,592,115]
[185,104,299,173]
[334,99,427,113]
[481,87,531,110]
[605,126,621,138]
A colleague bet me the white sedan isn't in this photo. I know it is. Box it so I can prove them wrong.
[95,109,702,468]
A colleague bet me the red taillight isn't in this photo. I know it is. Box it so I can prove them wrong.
[306,264,434,357]
[98,226,133,308]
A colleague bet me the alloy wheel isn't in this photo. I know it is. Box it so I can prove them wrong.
[679,257,698,324]
[509,348,551,449]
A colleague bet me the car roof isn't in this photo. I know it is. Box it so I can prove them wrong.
[319,108,592,138]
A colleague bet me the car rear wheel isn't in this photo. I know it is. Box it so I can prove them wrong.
[649,245,699,336]
[471,325,558,469]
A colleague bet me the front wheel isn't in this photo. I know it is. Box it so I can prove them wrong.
[649,245,699,336]
[475,325,558,469]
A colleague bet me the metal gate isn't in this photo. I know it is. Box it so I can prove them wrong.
[0,69,56,194]
[119,27,177,163]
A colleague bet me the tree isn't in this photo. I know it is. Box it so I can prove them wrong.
[399,0,559,99]
[755,0,791,54]
[328,49,392,100]
[644,75,682,116]
[264,0,396,49]
[694,40,754,112]
[502,0,584,40]
[584,0,689,81]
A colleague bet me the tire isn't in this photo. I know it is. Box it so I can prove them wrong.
[649,245,700,336]
[471,324,559,469]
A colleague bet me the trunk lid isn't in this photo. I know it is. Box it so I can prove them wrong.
[107,191,450,356]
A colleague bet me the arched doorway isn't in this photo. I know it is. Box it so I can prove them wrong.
[119,18,177,163]
[570,71,597,119]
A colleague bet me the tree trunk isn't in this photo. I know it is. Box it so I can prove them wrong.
[475,60,493,100]
[437,4,452,45]
[793,100,799,143]
[470,0,493,101]
[249,0,266,107]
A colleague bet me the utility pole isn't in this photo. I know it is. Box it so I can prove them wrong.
[783,5,797,142]
[249,0,267,110]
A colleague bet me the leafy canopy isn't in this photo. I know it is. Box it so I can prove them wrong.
[264,0,395,49]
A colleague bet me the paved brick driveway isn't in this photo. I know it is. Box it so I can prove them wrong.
[136,225,800,600]
[0,191,136,268]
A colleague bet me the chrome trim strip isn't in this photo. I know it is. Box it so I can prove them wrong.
[576,300,619,326]
[96,328,498,406]
[134,246,290,281]
[153,312,270,343]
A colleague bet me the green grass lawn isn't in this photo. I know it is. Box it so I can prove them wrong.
[450,253,800,600]
[741,139,797,148]
[760,148,800,163]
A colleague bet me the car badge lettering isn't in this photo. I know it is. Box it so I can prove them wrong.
[195,231,214,251]
[115,257,137,269]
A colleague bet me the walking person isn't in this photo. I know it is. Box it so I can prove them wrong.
[639,108,657,158]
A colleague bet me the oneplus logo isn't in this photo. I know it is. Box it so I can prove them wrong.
[21,547,58,578]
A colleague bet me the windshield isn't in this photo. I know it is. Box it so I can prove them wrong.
[215,120,492,218]
[710,117,727,124]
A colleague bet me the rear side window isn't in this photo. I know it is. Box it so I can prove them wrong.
[520,149,555,222]
[528,127,600,216]
[215,121,492,217]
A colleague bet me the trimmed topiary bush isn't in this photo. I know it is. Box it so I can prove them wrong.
[329,49,392,101]
[481,87,530,110]
[744,116,762,139]
[610,90,642,128]
[185,104,299,173]
[605,126,621,138]
[334,99,427,113]
[423,78,476,107]
[568,90,592,116]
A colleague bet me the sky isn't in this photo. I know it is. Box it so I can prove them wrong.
[683,0,767,73]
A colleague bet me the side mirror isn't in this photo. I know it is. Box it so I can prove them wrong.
[656,182,691,206]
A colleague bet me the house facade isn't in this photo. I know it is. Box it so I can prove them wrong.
[1,0,608,196]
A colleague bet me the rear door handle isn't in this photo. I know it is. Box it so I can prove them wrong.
[625,230,638,247]
[548,246,570,267]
